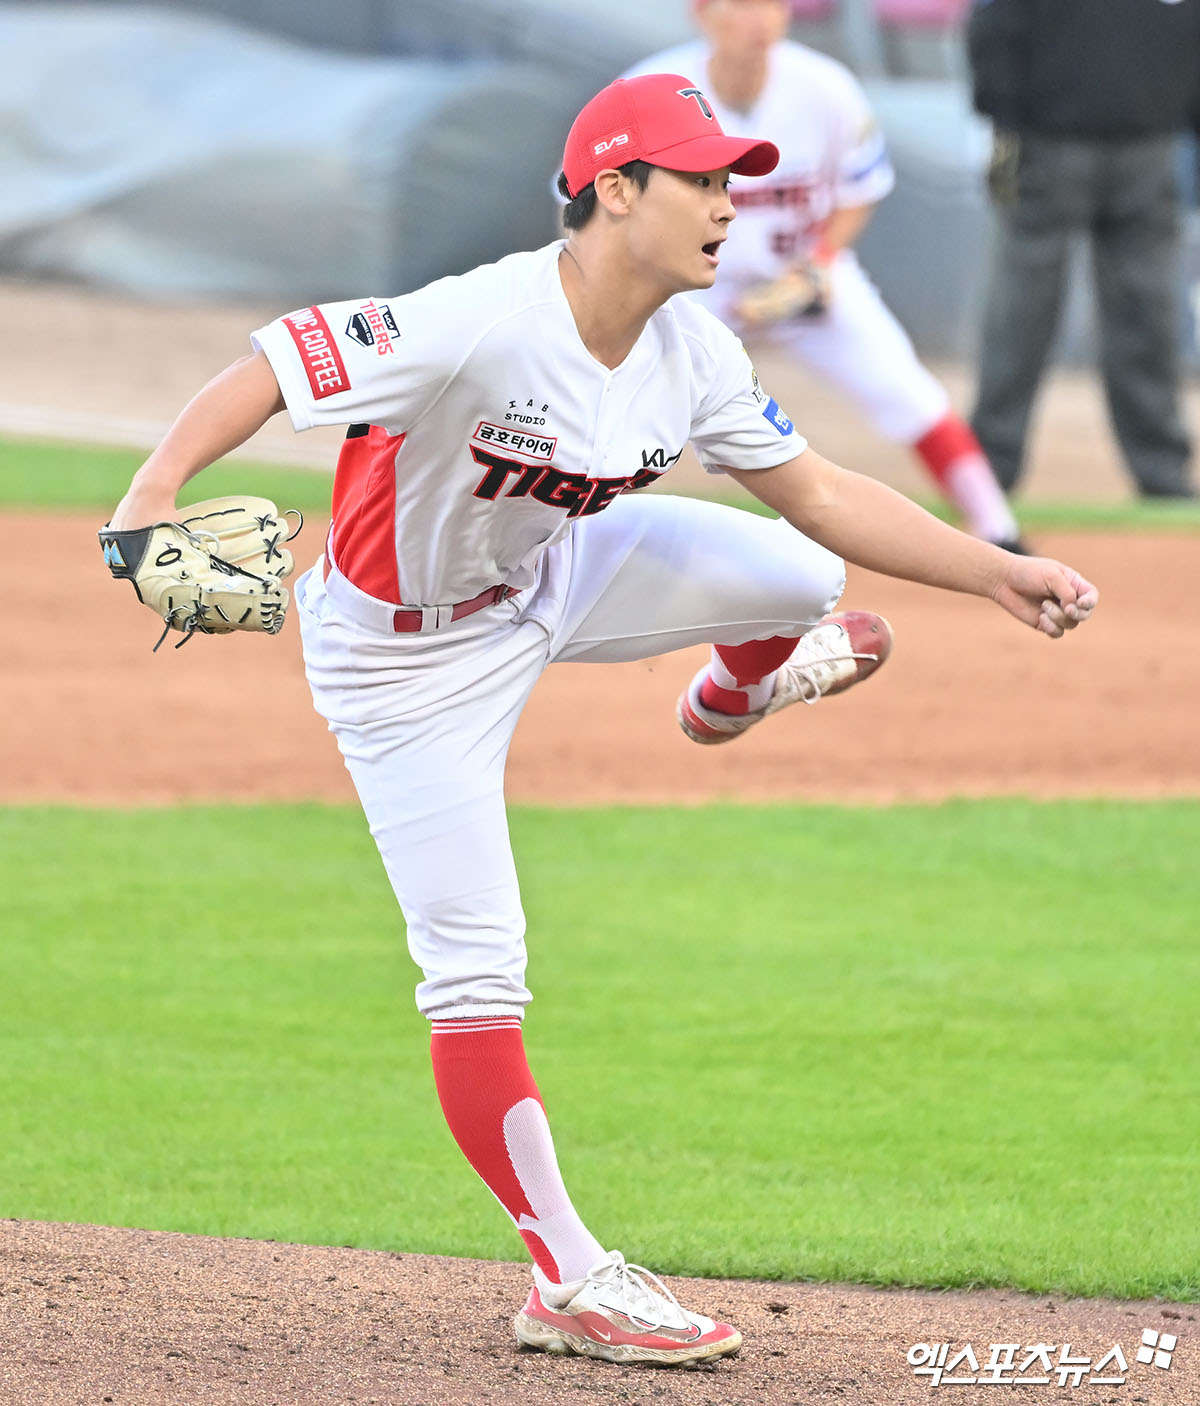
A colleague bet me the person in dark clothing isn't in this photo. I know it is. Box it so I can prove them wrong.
[967,0,1200,499]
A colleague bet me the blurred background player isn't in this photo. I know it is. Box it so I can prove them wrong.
[967,0,1200,501]
[621,0,1027,549]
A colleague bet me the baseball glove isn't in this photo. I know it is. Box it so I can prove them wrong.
[99,495,303,649]
[986,128,1021,207]
[735,259,833,325]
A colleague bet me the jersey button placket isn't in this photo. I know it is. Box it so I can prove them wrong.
[591,373,615,475]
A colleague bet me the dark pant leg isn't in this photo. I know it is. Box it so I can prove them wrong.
[971,136,1090,491]
[1092,136,1194,496]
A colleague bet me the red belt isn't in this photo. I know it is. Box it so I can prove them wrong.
[391,582,517,633]
[321,552,516,633]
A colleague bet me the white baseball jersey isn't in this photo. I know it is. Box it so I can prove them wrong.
[253,240,805,607]
[621,40,894,289]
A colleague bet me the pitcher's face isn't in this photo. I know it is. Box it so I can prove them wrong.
[697,0,791,63]
[623,166,738,295]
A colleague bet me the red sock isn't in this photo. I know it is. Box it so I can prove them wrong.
[699,636,799,714]
[430,1016,606,1285]
[913,414,1019,541]
[913,413,981,490]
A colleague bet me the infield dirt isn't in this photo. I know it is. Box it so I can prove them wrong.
[1,279,1197,1404]
[2,516,1198,806]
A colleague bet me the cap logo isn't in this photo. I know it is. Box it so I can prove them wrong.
[593,132,630,156]
[677,87,714,120]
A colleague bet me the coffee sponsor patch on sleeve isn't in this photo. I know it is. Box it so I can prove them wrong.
[282,308,349,399]
[762,397,794,435]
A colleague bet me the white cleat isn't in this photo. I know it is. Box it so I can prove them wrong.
[677,611,894,745]
[513,1250,742,1366]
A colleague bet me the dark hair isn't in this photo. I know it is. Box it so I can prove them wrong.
[558,160,655,230]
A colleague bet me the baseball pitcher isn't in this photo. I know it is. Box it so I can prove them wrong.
[103,74,1097,1367]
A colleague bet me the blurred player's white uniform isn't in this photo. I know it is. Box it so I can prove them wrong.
[621,39,1023,547]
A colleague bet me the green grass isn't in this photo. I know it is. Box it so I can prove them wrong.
[2,801,1197,1299]
[3,434,1200,532]
[900,494,1200,533]
[1011,497,1200,531]
[722,491,1200,532]
[0,437,335,516]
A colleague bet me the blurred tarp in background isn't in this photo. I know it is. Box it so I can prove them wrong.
[0,2,689,301]
[1,0,1197,363]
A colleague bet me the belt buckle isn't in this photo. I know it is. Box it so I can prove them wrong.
[422,604,453,631]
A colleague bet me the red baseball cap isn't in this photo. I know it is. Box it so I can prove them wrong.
[561,73,779,200]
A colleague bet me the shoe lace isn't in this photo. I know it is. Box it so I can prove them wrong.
[593,1252,690,1331]
[786,648,879,706]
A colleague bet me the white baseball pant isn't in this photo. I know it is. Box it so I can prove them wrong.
[297,493,845,1020]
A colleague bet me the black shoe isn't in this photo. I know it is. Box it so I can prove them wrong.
[989,535,1032,555]
[1138,484,1197,501]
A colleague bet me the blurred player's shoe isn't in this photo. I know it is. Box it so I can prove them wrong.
[989,534,1031,555]
[677,610,893,746]
[513,1250,742,1366]
[1138,483,1197,500]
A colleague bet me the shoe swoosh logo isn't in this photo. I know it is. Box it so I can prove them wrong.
[594,1305,702,1342]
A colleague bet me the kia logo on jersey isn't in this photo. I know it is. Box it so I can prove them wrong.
[639,446,684,470]
[346,300,401,355]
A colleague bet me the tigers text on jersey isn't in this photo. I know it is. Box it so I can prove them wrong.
[252,241,805,608]
[621,40,894,287]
